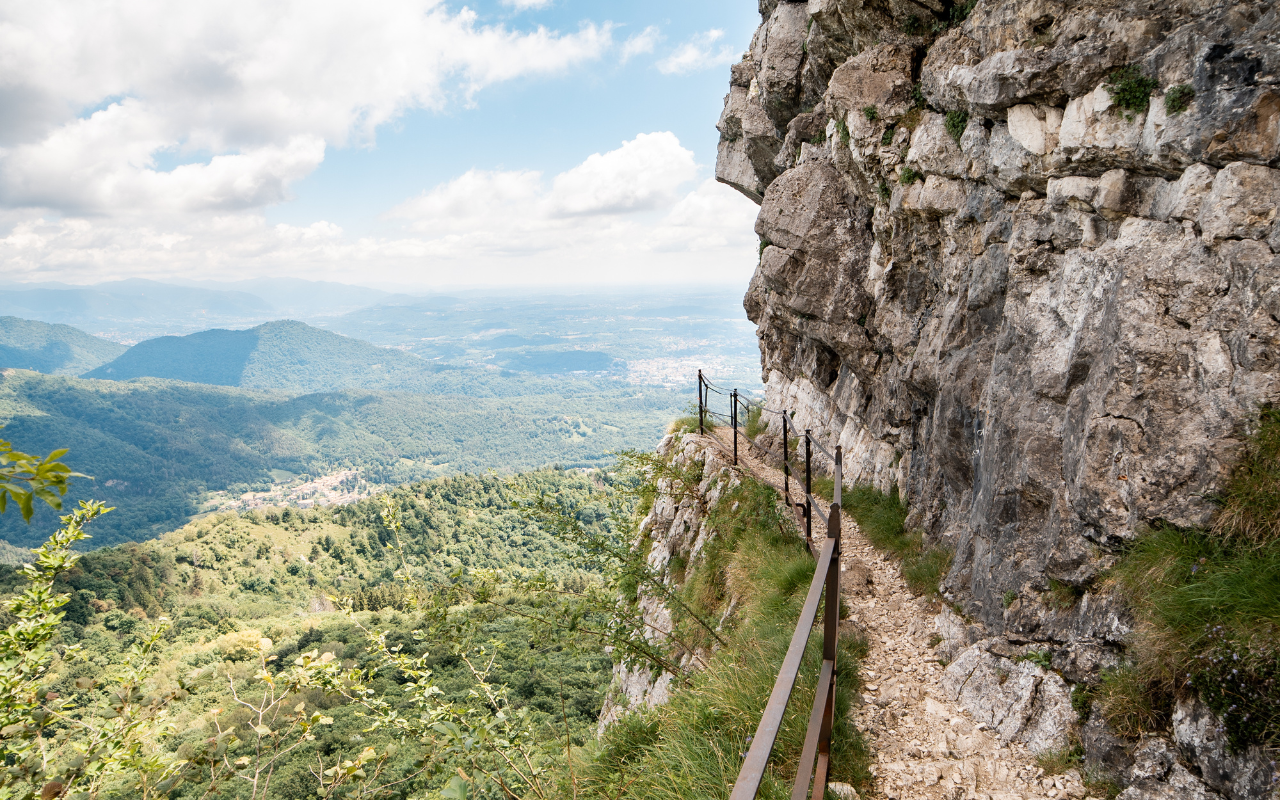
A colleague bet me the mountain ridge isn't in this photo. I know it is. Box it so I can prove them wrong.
[0,316,127,375]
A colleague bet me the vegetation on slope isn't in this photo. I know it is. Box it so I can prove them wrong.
[0,316,126,376]
[0,467,621,799]
[574,452,872,799]
[844,485,950,598]
[0,425,872,799]
[1101,407,1280,751]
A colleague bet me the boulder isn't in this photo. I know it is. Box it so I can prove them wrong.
[940,642,1075,752]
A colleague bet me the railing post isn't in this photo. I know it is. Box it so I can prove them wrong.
[731,389,739,465]
[811,445,843,800]
[782,416,790,501]
[698,370,704,436]
[804,430,812,545]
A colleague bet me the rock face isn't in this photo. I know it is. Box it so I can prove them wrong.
[717,1,1279,796]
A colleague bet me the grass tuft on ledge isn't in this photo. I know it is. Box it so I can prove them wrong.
[844,484,951,598]
[1103,407,1280,751]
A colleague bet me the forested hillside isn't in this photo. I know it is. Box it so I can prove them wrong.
[0,370,683,547]
[83,319,631,394]
[0,469,619,799]
[0,317,126,375]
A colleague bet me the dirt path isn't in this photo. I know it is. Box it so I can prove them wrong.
[698,430,1093,800]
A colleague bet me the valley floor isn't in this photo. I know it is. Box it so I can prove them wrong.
[703,429,1093,800]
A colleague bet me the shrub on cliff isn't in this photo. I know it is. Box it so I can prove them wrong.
[1105,64,1158,119]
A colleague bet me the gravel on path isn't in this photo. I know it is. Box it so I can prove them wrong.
[698,429,1094,800]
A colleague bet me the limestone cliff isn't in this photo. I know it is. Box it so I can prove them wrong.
[720,0,1276,650]
[717,2,1278,796]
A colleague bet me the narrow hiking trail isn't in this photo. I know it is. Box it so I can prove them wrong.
[700,429,1094,800]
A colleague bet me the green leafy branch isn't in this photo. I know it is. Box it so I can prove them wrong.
[0,436,83,522]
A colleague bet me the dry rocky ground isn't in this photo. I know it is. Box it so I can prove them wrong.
[707,428,1094,800]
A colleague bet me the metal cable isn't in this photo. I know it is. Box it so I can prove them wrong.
[695,374,846,505]
[808,497,828,526]
[807,437,836,464]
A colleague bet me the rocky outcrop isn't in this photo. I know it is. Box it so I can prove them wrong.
[1173,697,1277,800]
[939,640,1076,753]
[596,434,739,730]
[717,0,1279,796]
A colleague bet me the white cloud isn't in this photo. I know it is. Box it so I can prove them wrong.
[548,132,697,215]
[657,29,739,75]
[0,0,614,216]
[0,134,760,287]
[621,26,661,62]
[502,0,554,8]
[0,4,760,288]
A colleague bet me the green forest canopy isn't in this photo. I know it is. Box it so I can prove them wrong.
[0,370,685,547]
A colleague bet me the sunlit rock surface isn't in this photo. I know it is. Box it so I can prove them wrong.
[718,1,1279,796]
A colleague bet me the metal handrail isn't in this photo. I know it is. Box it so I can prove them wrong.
[807,436,836,466]
[696,372,844,800]
[729,535,835,800]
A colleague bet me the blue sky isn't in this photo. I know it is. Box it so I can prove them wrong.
[273,0,759,234]
[0,0,764,289]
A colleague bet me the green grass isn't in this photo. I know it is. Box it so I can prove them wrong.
[1096,665,1171,739]
[1083,767,1123,800]
[835,118,850,147]
[1046,578,1085,610]
[745,405,766,439]
[579,475,873,799]
[877,181,891,203]
[899,166,922,185]
[1100,409,1280,750]
[902,547,952,598]
[844,485,909,553]
[810,474,835,503]
[669,402,718,435]
[1108,523,1280,748]
[880,125,895,146]
[844,485,950,597]
[1034,743,1083,775]
[1213,406,1280,546]
[862,105,878,122]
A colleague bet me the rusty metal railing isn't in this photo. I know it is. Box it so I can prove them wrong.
[695,373,844,799]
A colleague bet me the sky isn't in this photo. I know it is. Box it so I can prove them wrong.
[0,0,763,290]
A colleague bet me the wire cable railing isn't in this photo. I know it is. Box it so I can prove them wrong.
[695,370,843,800]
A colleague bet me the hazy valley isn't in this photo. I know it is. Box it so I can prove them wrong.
[0,282,760,549]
